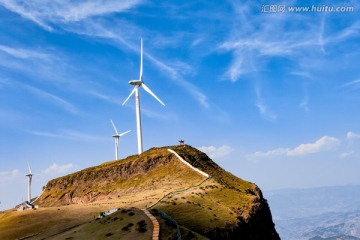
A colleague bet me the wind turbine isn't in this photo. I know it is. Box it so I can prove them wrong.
[25,163,33,203]
[110,119,131,160]
[122,38,165,155]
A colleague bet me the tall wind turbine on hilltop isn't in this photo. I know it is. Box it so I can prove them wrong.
[26,163,33,203]
[110,119,130,160]
[122,38,165,154]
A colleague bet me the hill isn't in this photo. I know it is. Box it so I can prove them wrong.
[0,145,280,239]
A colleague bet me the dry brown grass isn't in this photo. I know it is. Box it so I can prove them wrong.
[0,145,268,239]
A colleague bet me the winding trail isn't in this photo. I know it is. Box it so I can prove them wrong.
[147,176,210,210]
[141,148,212,239]
[142,209,160,240]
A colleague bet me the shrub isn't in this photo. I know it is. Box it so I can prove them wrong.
[136,220,147,233]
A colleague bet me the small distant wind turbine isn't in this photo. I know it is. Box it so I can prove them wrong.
[111,119,131,160]
[122,38,165,155]
[25,163,33,203]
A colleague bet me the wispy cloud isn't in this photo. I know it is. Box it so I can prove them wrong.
[0,1,210,108]
[28,129,107,141]
[198,145,233,159]
[300,95,310,113]
[219,12,322,81]
[347,131,360,140]
[43,163,74,174]
[0,0,144,31]
[141,107,178,121]
[0,78,78,115]
[23,84,78,114]
[0,169,20,181]
[291,71,312,79]
[255,85,277,121]
[220,3,360,83]
[327,21,360,44]
[0,44,58,77]
[341,79,360,90]
[145,52,209,108]
[339,151,354,159]
[0,45,51,60]
[252,136,340,159]
[65,21,210,108]
[29,129,107,141]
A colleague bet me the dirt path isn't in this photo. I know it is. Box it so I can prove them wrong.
[142,209,160,240]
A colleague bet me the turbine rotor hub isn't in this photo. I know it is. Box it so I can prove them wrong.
[129,80,142,86]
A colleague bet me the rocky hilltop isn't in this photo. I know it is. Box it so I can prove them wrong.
[35,145,280,239]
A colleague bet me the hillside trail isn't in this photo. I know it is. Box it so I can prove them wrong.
[141,148,211,239]
[142,209,160,240]
[147,176,210,210]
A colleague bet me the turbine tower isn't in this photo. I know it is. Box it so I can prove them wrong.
[122,38,165,154]
[26,163,33,203]
[110,119,131,160]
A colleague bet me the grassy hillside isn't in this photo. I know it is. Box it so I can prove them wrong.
[0,145,279,240]
[0,205,104,239]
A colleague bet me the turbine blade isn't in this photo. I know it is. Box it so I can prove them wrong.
[110,119,119,135]
[28,162,32,174]
[119,130,131,137]
[140,38,143,81]
[142,83,165,106]
[122,86,137,106]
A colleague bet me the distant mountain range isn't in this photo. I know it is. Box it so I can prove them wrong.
[265,185,360,240]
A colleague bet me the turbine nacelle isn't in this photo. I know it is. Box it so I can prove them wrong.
[129,80,143,86]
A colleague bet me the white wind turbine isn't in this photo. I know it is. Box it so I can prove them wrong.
[122,38,165,155]
[110,119,130,160]
[25,163,33,203]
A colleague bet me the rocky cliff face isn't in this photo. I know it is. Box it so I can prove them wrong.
[36,145,280,240]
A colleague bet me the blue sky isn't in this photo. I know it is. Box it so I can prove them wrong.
[0,0,360,210]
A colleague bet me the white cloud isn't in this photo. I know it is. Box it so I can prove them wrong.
[287,136,340,156]
[347,131,360,140]
[198,145,233,159]
[0,169,20,181]
[253,148,290,158]
[252,136,340,159]
[43,163,74,174]
[339,151,354,159]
